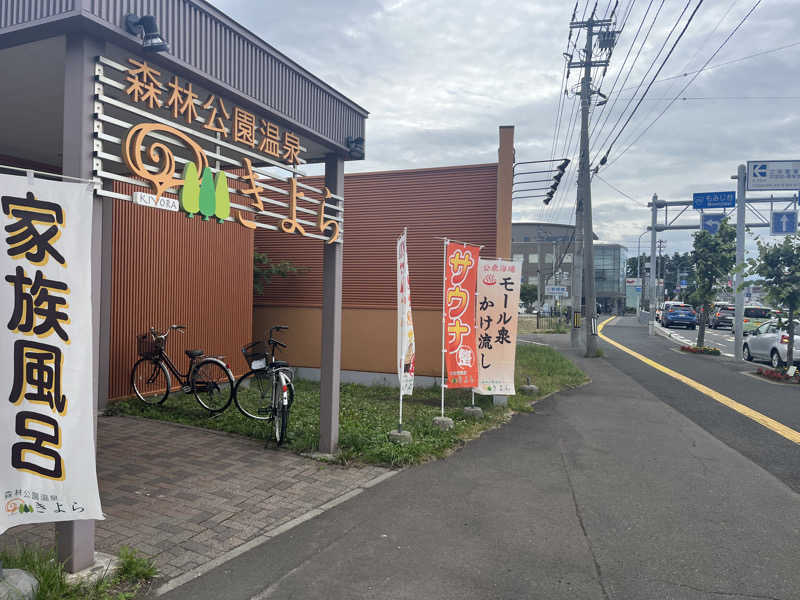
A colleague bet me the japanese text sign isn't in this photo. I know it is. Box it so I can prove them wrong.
[1,175,103,534]
[444,242,480,388]
[124,58,302,165]
[397,231,415,396]
[474,259,521,395]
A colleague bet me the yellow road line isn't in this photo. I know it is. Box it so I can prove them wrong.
[598,316,800,445]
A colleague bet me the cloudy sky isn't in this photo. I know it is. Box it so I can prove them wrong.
[215,0,798,256]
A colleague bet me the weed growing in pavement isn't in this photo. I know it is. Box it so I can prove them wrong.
[107,345,587,468]
[0,545,157,600]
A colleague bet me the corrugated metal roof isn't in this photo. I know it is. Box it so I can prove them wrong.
[255,164,499,311]
[0,0,367,153]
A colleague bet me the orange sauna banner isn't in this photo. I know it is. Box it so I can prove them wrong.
[444,242,480,388]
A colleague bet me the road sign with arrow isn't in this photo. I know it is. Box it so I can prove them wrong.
[770,210,798,235]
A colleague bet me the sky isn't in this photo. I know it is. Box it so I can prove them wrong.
[214,0,799,256]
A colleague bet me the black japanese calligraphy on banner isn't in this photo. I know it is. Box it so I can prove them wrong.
[474,258,522,395]
[1,175,103,534]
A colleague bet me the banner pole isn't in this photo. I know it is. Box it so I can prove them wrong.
[441,238,448,418]
[398,227,406,432]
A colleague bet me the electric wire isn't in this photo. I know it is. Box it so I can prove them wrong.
[592,0,690,166]
[604,0,762,170]
[588,0,662,164]
[595,0,705,169]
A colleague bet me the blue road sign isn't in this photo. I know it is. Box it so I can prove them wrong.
[693,191,735,209]
[680,279,687,286]
[635,286,642,292]
[701,213,724,234]
[771,210,798,235]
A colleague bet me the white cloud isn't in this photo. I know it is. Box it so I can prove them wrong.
[216,0,800,254]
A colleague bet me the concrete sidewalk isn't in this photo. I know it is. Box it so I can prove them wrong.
[162,334,800,599]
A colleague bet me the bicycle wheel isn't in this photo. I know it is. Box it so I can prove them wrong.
[233,369,275,420]
[131,358,170,405]
[273,371,293,445]
[274,403,288,446]
[190,358,233,413]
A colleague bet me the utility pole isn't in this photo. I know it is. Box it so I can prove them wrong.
[649,194,658,336]
[569,11,615,356]
[656,239,666,300]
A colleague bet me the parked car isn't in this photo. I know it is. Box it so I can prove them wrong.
[742,306,772,332]
[656,301,681,325]
[710,305,735,329]
[662,303,697,329]
[742,320,800,368]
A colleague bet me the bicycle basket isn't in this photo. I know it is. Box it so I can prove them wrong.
[137,333,163,359]
[241,341,269,369]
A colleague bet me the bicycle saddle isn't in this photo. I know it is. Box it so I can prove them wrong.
[273,360,289,368]
[185,349,204,358]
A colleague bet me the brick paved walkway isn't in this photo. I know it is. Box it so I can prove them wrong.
[0,416,390,583]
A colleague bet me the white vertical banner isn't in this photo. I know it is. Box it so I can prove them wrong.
[1,174,103,534]
[397,229,415,396]
[474,258,522,395]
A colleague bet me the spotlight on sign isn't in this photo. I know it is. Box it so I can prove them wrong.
[125,14,169,53]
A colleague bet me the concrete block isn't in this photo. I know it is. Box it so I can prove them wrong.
[0,569,38,600]
[64,551,119,585]
[432,416,454,430]
[492,395,508,407]
[463,406,484,419]
[388,429,412,445]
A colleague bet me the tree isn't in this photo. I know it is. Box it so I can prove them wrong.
[690,220,736,348]
[742,234,800,368]
[519,283,538,312]
[253,251,302,294]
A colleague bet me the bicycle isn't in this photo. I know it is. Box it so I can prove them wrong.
[233,325,295,445]
[131,324,234,413]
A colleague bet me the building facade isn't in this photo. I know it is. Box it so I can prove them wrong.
[511,222,599,311]
[254,127,515,384]
[594,242,627,314]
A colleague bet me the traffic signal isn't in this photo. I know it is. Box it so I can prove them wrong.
[543,158,570,205]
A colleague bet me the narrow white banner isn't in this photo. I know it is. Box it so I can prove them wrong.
[1,174,103,534]
[397,230,415,395]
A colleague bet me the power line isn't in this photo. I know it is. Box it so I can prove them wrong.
[595,0,705,169]
[616,40,800,94]
[604,0,763,169]
[589,0,666,163]
[594,173,646,205]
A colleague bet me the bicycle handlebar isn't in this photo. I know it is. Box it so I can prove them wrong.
[269,338,287,349]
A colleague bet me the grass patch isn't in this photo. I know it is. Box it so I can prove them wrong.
[107,344,587,468]
[0,545,157,600]
[518,316,568,335]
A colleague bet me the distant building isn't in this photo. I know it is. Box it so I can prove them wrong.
[511,222,599,311]
[594,242,627,314]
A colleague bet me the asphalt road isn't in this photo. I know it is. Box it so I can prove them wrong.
[600,315,800,493]
[159,325,800,600]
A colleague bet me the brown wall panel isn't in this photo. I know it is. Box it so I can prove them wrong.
[254,306,444,376]
[109,182,253,400]
[254,163,499,311]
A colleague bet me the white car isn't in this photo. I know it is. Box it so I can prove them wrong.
[742,320,800,368]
